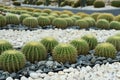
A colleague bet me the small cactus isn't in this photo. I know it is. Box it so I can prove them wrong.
[110,21,120,30]
[41,37,59,53]
[93,0,105,8]
[38,16,50,27]
[52,43,77,63]
[22,41,47,63]
[82,34,98,50]
[0,40,13,54]
[0,14,6,27]
[96,19,110,29]
[52,18,67,29]
[0,50,26,72]
[23,17,38,28]
[6,14,20,25]
[94,43,116,58]
[70,39,89,55]
[106,36,120,51]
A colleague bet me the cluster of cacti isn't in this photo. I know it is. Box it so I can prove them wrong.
[23,17,38,28]
[97,13,114,22]
[110,21,120,30]
[106,36,120,51]
[96,19,110,29]
[0,40,13,54]
[70,39,89,55]
[41,37,59,53]
[0,15,6,27]
[82,34,98,50]
[19,14,32,23]
[37,16,50,27]
[94,43,116,58]
[52,18,67,29]
[75,19,89,29]
[22,41,47,63]
[6,14,20,25]
[52,43,77,63]
[93,0,105,8]
[0,50,26,72]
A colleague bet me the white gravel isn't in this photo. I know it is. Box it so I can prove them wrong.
[0,29,120,48]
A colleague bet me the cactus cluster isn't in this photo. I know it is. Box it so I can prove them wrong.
[0,50,26,72]
[0,15,6,27]
[22,41,47,63]
[95,43,116,58]
[52,43,77,64]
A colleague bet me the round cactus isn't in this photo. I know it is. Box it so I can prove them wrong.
[70,39,89,55]
[62,10,74,16]
[0,40,13,54]
[23,17,38,28]
[106,36,120,51]
[84,17,96,27]
[96,19,110,29]
[42,9,52,14]
[0,50,26,72]
[52,18,67,29]
[91,13,100,21]
[64,18,74,27]
[48,15,56,23]
[71,15,81,20]
[94,43,116,58]
[41,37,59,53]
[22,41,47,63]
[0,14,6,27]
[114,15,120,22]
[110,21,120,30]
[75,19,89,29]
[39,13,49,16]
[6,14,20,25]
[97,13,114,22]
[52,43,77,63]
[32,13,41,17]
[38,16,50,27]
[82,34,98,50]
[93,0,105,8]
[60,14,69,18]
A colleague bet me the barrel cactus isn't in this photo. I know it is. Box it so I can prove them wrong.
[110,21,120,30]
[41,37,59,53]
[23,17,38,28]
[114,15,120,22]
[93,0,105,8]
[82,34,98,50]
[75,19,89,29]
[91,13,100,21]
[96,19,110,29]
[106,36,120,51]
[65,18,74,27]
[22,41,47,63]
[48,15,56,23]
[52,18,67,29]
[60,14,69,18]
[0,15,6,27]
[6,14,20,25]
[70,39,89,55]
[38,16,50,27]
[94,43,116,58]
[0,40,13,54]
[0,50,26,72]
[42,9,52,14]
[84,17,96,27]
[52,43,77,63]
[71,15,81,20]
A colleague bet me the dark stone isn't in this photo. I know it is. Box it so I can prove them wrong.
[78,55,87,61]
[103,60,107,64]
[95,61,103,65]
[86,55,93,60]
[0,75,6,80]
[107,58,113,63]
[37,61,46,66]
[90,57,96,64]
[10,73,16,78]
[64,62,71,68]
[97,57,106,61]
[25,61,31,67]
[29,65,36,71]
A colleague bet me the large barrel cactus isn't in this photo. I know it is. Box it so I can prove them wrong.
[19,14,32,23]
[23,17,38,28]
[95,43,116,58]
[0,50,26,72]
[22,41,47,63]
[70,39,89,55]
[0,15,6,27]
[0,40,13,54]
[52,43,77,63]
[38,16,50,27]
[110,21,120,30]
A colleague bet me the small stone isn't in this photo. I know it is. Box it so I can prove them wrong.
[10,72,16,78]
[79,55,87,61]
[30,72,39,79]
[20,76,28,80]
[58,71,65,75]
[36,70,43,73]
[97,57,106,61]
[37,61,46,66]
[6,77,13,80]
[95,61,103,65]
[107,58,113,63]
[91,57,96,64]
[48,72,55,76]
[28,77,33,80]
[29,65,36,71]
[46,61,54,67]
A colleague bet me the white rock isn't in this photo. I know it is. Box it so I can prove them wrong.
[6,77,13,80]
[20,76,28,80]
[30,72,39,79]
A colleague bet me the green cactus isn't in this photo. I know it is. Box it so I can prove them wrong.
[42,9,52,14]
[110,21,120,30]
[52,18,67,29]
[70,39,89,55]
[114,15,120,22]
[106,36,120,51]
[0,50,26,72]
[52,43,77,63]
[0,15,6,27]
[22,41,47,63]
[94,43,116,58]
[38,16,50,27]
[0,40,13,54]
[48,15,56,23]
[40,13,49,16]
[64,18,74,27]
[19,14,32,23]
[91,13,100,21]
[75,19,89,29]
[32,13,41,17]
[23,17,38,28]
[84,17,96,27]
[96,19,110,29]
[82,34,98,50]
[60,14,69,18]
[41,37,59,53]
[93,0,105,8]
[71,15,81,20]
[6,14,20,25]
